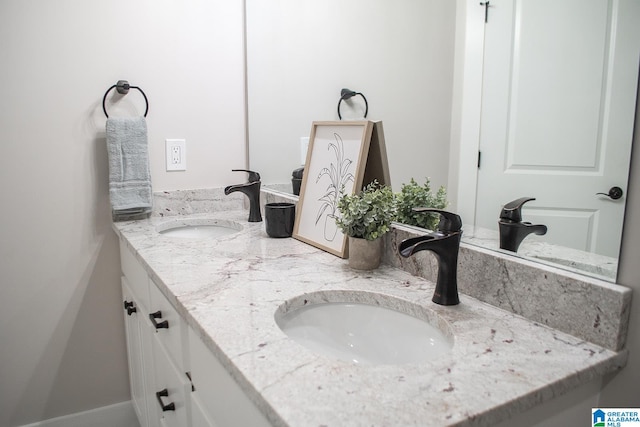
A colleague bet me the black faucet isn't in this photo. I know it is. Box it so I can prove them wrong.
[399,209,463,306]
[224,169,262,222]
[498,197,547,252]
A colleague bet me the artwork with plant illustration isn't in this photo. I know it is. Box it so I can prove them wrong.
[293,121,374,257]
[315,133,354,241]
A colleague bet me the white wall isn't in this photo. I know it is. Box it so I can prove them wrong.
[0,0,246,425]
[246,0,456,192]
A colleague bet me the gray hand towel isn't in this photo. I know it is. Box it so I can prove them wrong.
[106,117,152,221]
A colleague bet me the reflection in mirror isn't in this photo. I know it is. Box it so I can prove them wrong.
[246,0,455,192]
[460,0,640,282]
[247,1,640,283]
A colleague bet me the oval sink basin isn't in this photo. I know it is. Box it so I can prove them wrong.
[275,292,453,365]
[156,218,242,239]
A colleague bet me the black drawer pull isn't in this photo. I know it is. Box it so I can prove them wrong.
[123,300,137,316]
[149,311,169,329]
[155,388,175,412]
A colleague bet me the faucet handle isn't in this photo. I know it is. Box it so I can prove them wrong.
[231,169,261,182]
[500,197,535,222]
[412,208,462,233]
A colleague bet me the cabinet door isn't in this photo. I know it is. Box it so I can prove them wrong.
[191,392,219,427]
[149,278,186,369]
[151,334,190,427]
[140,307,161,427]
[188,328,271,427]
[122,279,149,427]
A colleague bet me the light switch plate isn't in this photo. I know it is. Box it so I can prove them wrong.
[300,137,309,165]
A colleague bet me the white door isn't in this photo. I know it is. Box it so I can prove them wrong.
[475,0,640,257]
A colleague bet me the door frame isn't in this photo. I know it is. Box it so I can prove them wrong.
[450,0,485,225]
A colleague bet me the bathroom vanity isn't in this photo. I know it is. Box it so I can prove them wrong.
[113,190,631,427]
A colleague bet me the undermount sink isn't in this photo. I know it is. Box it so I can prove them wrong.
[156,218,242,239]
[275,292,453,365]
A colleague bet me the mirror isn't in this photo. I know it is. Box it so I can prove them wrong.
[246,0,455,193]
[246,0,640,283]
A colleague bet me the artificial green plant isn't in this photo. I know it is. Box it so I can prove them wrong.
[395,177,448,231]
[335,180,397,241]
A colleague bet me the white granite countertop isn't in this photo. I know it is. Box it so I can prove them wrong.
[462,225,618,282]
[113,210,627,427]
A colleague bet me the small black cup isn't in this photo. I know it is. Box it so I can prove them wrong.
[291,178,302,196]
[265,203,296,238]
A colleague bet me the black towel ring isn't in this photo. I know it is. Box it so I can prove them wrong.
[337,89,368,120]
[102,80,149,118]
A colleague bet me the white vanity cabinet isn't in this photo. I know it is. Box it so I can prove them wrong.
[119,239,272,427]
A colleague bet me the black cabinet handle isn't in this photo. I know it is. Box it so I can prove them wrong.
[123,300,137,316]
[149,311,169,329]
[155,388,175,412]
[186,371,195,392]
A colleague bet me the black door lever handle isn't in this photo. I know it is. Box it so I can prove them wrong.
[596,186,623,200]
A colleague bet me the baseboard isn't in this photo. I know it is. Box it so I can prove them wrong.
[19,400,139,427]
